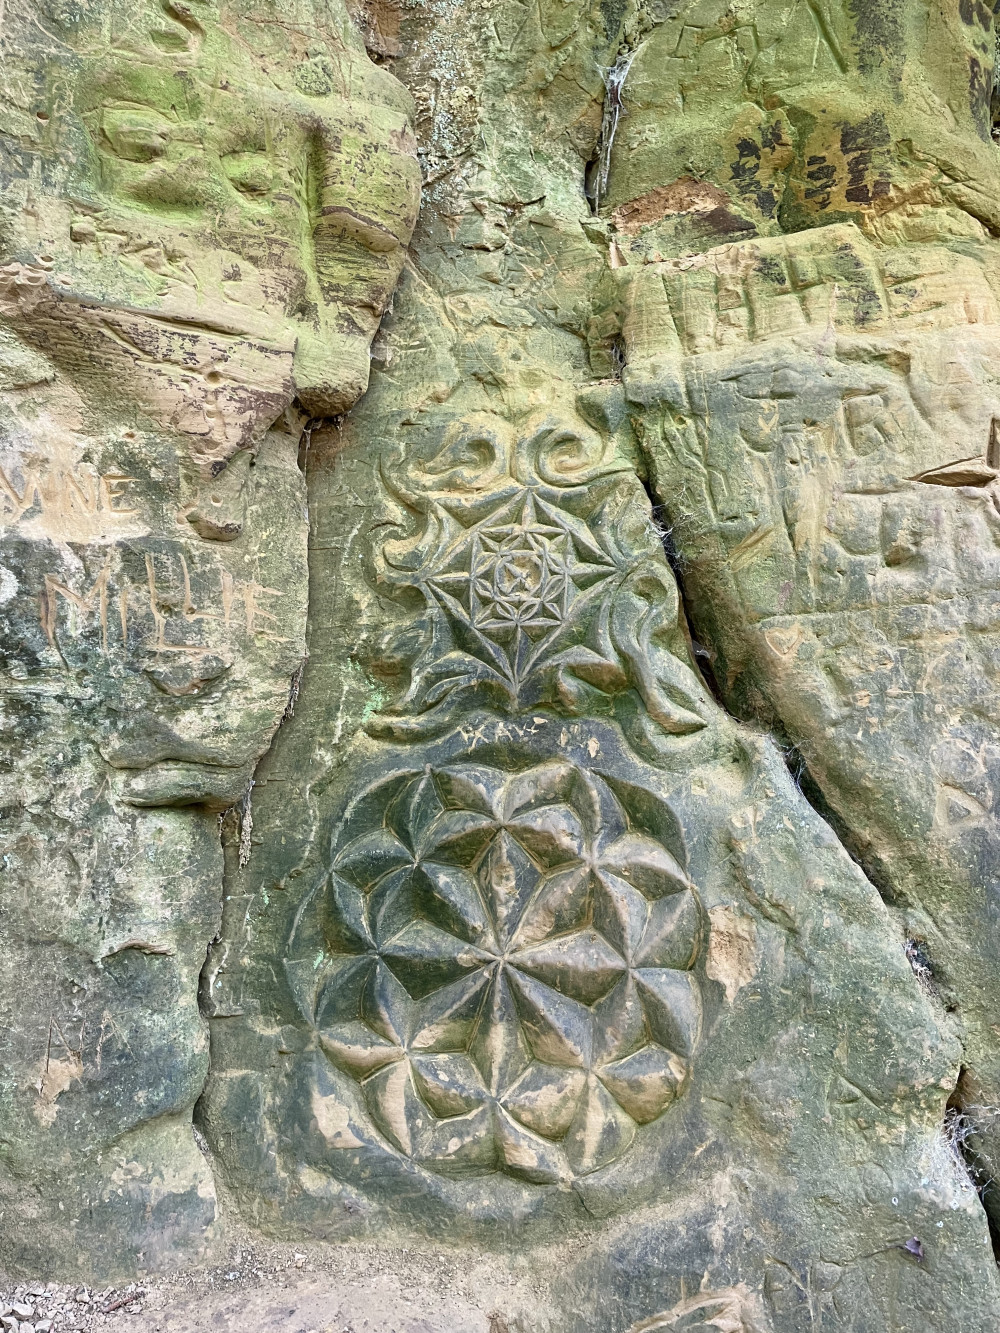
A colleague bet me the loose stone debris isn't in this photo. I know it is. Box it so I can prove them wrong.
[0,1239,547,1333]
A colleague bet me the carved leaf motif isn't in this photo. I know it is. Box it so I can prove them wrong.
[506,803,585,868]
[324,874,374,953]
[468,968,532,1094]
[507,969,594,1068]
[510,929,626,1005]
[600,833,691,899]
[634,970,703,1058]
[410,1053,487,1117]
[408,971,493,1053]
[592,872,649,960]
[515,865,593,946]
[479,832,541,948]
[419,809,497,866]
[321,1021,400,1079]
[380,920,490,999]
[414,862,495,948]
[334,828,412,890]
[563,1074,636,1175]
[502,1063,587,1139]
[635,894,703,970]
[591,975,647,1065]
[494,1107,568,1184]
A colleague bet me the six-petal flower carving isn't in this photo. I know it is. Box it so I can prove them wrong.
[313,761,703,1182]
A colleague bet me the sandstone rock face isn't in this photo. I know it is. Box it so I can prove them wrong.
[609,0,1000,1245]
[620,222,1000,1228]
[3,0,1000,1329]
[0,0,417,1276]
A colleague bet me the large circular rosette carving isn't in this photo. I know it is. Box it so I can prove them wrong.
[311,760,704,1184]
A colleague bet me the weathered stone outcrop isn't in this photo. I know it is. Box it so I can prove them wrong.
[606,0,1000,1245]
[0,0,417,1276]
[4,1,1000,1328]
[197,1,1000,1328]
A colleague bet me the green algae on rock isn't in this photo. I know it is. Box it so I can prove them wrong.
[0,0,418,1278]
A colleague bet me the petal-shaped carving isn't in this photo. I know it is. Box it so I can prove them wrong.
[563,1073,635,1175]
[324,873,375,954]
[598,1045,685,1123]
[469,969,531,1094]
[362,1060,421,1156]
[362,958,413,1046]
[480,830,541,948]
[334,828,413,891]
[314,956,374,1030]
[392,770,443,851]
[494,1107,569,1184]
[590,974,647,1064]
[507,803,585,869]
[320,1022,401,1079]
[507,969,592,1068]
[501,760,585,824]
[633,891,702,970]
[381,920,491,1000]
[599,775,685,864]
[502,1062,586,1140]
[418,808,497,866]
[592,871,649,961]
[412,1106,497,1174]
[426,582,517,681]
[410,970,493,1053]
[510,928,625,1005]
[368,866,418,946]
[432,764,504,816]
[588,773,629,846]
[315,759,702,1179]
[600,833,690,899]
[339,771,416,849]
[414,862,496,949]
[634,969,702,1058]
[513,865,592,946]
[410,1052,488,1117]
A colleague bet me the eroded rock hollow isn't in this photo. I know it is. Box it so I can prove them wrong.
[3,2,1000,1329]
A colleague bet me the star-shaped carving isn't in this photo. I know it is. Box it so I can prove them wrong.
[425,492,616,690]
[313,761,704,1182]
[471,508,571,635]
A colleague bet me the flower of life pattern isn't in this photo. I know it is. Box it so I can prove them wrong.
[312,760,704,1183]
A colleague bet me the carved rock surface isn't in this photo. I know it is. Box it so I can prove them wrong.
[199,2,1000,1328]
[0,0,417,1277]
[3,0,1000,1329]
[611,0,1000,1253]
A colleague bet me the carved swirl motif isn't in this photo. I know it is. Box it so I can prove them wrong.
[313,759,704,1182]
[365,414,707,748]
